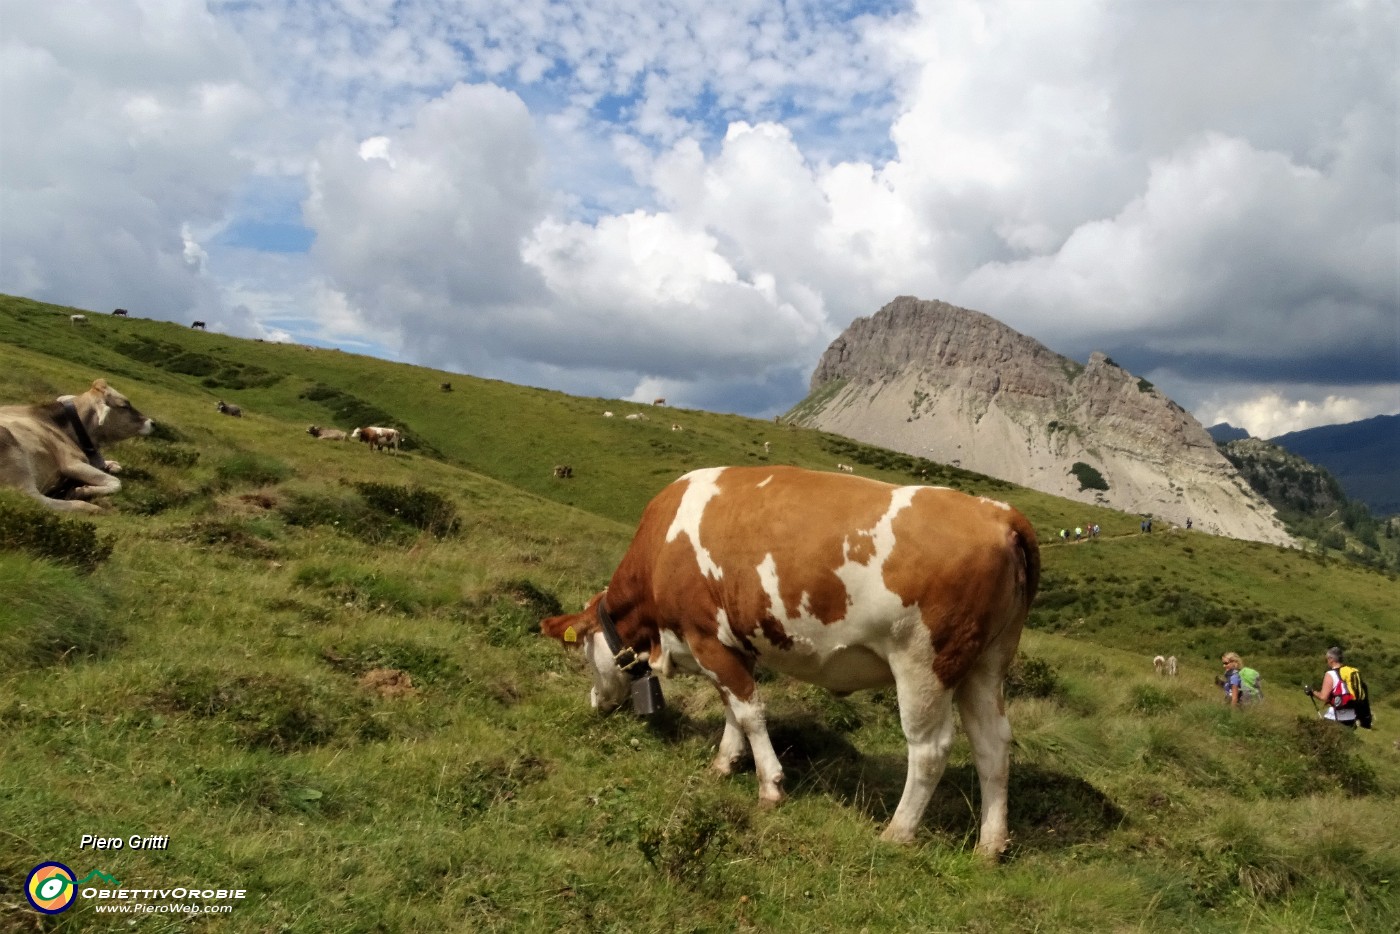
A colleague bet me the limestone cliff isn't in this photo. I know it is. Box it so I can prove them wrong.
[790,296,1293,546]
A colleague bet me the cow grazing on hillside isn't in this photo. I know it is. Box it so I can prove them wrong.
[542,465,1039,856]
[652,397,666,406]
[191,320,206,330]
[70,314,87,325]
[1153,655,1166,675]
[350,426,401,452]
[307,425,347,441]
[216,401,242,417]
[440,382,453,392]
[1166,655,1178,676]
[553,464,573,479]
[112,308,129,317]
[0,379,155,513]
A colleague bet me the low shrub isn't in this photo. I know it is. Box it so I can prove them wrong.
[156,668,381,750]
[0,553,119,671]
[0,492,114,572]
[355,482,460,537]
[213,453,293,489]
[1006,653,1061,700]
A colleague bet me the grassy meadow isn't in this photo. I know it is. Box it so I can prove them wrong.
[1,294,1398,933]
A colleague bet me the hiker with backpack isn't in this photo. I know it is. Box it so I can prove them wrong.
[1307,646,1372,729]
[1221,652,1263,707]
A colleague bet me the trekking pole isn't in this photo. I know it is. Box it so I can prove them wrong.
[1304,685,1322,718]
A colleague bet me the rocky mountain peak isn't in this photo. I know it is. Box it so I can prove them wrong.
[792,296,1292,546]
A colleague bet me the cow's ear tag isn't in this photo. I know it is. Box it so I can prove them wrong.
[563,626,577,643]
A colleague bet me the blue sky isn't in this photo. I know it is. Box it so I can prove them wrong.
[2,0,1396,437]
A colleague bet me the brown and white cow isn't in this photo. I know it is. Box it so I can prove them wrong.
[542,465,1039,856]
[350,426,401,452]
[0,379,155,513]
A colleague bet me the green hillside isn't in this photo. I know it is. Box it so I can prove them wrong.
[2,294,1397,932]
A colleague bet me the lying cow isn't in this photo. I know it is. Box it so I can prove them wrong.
[542,465,1039,856]
[0,379,155,513]
[216,400,242,417]
[350,426,401,452]
[307,425,347,441]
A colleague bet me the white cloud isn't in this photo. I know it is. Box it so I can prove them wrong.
[2,0,1395,424]
[1197,388,1400,440]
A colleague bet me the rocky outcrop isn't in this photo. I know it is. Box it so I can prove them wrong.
[790,296,1293,546]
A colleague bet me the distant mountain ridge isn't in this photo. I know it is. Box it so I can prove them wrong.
[1268,414,1400,516]
[1207,423,1250,443]
[789,296,1293,546]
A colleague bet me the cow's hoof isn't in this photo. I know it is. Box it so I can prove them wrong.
[879,826,916,845]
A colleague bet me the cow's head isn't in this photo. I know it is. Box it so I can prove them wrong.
[72,379,154,444]
[541,591,631,712]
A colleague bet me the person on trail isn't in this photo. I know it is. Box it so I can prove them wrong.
[1309,646,1359,728]
[1221,652,1262,707]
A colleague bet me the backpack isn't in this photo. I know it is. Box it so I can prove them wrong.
[1335,665,1373,729]
[1239,667,1263,701]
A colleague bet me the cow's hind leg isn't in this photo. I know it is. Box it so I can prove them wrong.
[881,648,956,844]
[955,663,1013,859]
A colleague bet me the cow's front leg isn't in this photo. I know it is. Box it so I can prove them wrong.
[720,687,785,806]
[693,641,785,806]
[59,461,122,501]
[711,702,749,776]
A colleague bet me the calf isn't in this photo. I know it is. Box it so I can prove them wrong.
[307,425,347,441]
[350,426,401,452]
[0,379,155,513]
[216,401,242,417]
[542,465,1039,856]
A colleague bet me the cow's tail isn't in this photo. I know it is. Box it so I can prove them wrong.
[1009,509,1041,619]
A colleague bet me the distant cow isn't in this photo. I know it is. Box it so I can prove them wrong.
[0,379,155,513]
[670,423,683,431]
[112,309,129,317]
[542,466,1039,856]
[70,314,87,325]
[553,464,573,479]
[652,397,666,406]
[350,426,401,452]
[307,425,347,441]
[1166,656,1178,677]
[603,411,614,418]
[1153,655,1166,675]
[440,382,453,392]
[216,401,242,417]
[191,320,206,330]
[625,413,646,421]
[837,463,854,473]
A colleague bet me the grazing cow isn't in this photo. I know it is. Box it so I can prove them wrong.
[625,413,646,421]
[603,411,614,418]
[652,397,666,406]
[112,308,129,317]
[1166,656,1178,677]
[191,320,206,330]
[671,423,683,432]
[70,314,87,325]
[837,463,855,473]
[216,401,242,417]
[307,425,347,441]
[763,441,771,453]
[553,464,574,479]
[542,465,1039,856]
[350,426,401,452]
[0,379,155,513]
[1153,655,1166,675]
[440,382,453,392]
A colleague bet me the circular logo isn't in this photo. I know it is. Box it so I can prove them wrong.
[26,862,77,914]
